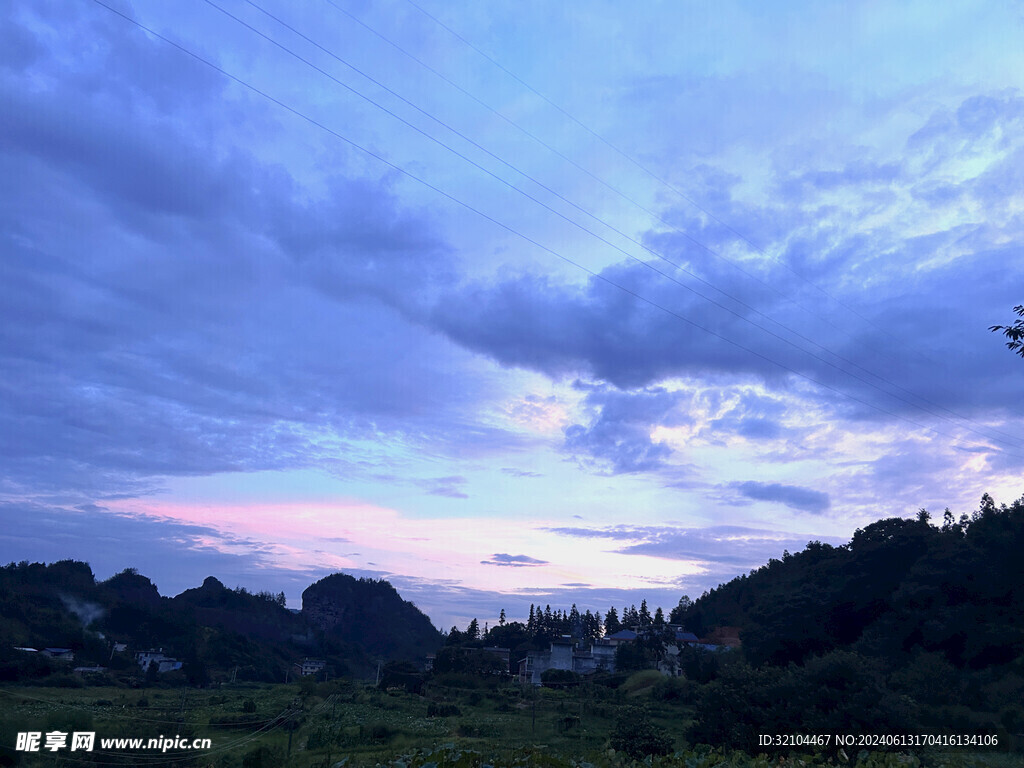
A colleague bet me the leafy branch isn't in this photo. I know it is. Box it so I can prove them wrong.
[989,304,1024,357]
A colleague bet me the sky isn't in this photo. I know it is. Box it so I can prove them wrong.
[2,0,1024,632]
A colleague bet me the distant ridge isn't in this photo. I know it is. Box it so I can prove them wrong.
[0,561,441,683]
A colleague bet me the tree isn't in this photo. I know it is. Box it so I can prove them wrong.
[569,604,582,637]
[669,595,693,625]
[604,607,621,635]
[638,599,652,626]
[623,604,640,628]
[380,660,425,693]
[990,305,1024,357]
[498,608,506,626]
[610,706,673,759]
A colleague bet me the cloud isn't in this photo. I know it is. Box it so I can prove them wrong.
[480,553,549,568]
[500,468,542,478]
[413,476,469,499]
[546,523,846,586]
[0,501,307,597]
[731,481,831,514]
[702,388,791,443]
[0,3,536,499]
[563,385,691,473]
[427,91,1024,463]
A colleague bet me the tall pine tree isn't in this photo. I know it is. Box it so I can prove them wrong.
[605,606,622,635]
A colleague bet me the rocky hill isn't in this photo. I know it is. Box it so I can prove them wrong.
[0,561,441,684]
[303,573,442,662]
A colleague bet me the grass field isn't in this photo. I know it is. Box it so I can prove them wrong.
[0,675,1016,767]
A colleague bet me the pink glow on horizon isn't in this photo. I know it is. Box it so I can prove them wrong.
[102,498,702,593]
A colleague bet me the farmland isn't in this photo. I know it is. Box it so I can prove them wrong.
[0,672,1016,768]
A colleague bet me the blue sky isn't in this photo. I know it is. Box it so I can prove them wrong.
[2,0,1024,630]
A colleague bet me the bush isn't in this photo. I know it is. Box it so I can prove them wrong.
[609,705,673,759]
[650,675,689,702]
[540,668,579,687]
[426,702,461,717]
[362,721,395,743]
[241,698,256,713]
[454,718,491,738]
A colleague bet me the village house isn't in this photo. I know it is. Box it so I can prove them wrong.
[41,648,74,662]
[519,624,738,684]
[602,629,637,646]
[135,649,183,673]
[299,658,325,676]
[518,636,617,685]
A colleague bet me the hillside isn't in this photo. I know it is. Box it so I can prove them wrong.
[675,493,1024,670]
[303,573,442,663]
[0,562,441,684]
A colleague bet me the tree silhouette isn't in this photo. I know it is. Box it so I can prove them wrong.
[990,304,1024,357]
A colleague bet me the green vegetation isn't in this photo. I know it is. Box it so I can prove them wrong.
[0,676,1014,767]
[0,565,441,686]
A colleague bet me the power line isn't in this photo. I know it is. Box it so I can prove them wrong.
[400,0,957,376]
[203,0,1024,452]
[341,0,1024,448]
[87,0,1023,461]
[321,0,852,339]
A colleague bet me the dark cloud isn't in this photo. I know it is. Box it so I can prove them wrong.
[431,237,1024,434]
[731,481,831,514]
[703,389,790,443]
[0,4,526,498]
[480,553,549,567]
[429,92,1024,457]
[563,385,690,473]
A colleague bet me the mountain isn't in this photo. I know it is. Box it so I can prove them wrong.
[303,573,442,662]
[0,562,441,684]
